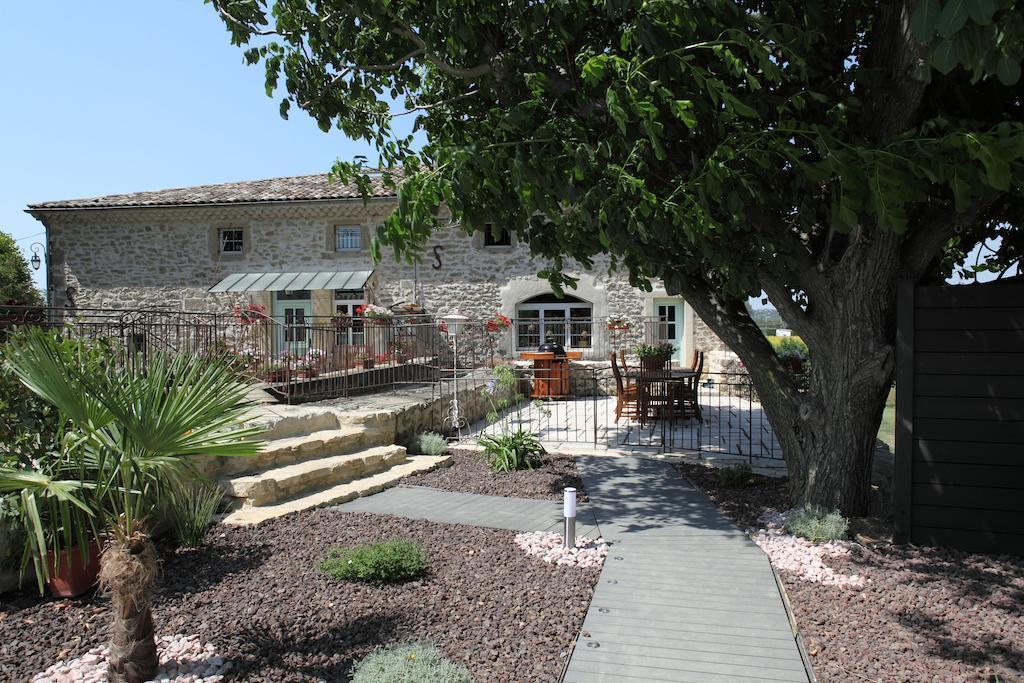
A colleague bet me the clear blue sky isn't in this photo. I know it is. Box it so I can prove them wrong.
[1,1,414,291]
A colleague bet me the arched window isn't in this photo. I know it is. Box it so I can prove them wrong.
[515,293,593,349]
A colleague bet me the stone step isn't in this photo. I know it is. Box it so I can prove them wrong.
[219,426,382,477]
[221,454,452,526]
[222,445,408,507]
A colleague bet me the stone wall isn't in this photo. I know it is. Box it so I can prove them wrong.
[35,199,731,363]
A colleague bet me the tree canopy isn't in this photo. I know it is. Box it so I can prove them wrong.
[0,231,42,306]
[213,0,1024,511]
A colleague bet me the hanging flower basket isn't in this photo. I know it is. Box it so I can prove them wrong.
[357,304,394,326]
[606,318,631,331]
[485,313,512,333]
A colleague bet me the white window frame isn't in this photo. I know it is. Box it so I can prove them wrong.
[515,302,593,350]
[334,290,366,346]
[218,228,244,254]
[335,225,362,252]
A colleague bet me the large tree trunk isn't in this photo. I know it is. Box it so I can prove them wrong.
[670,239,899,517]
[100,535,160,683]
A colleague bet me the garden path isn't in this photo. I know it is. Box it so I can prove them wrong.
[334,485,601,537]
[336,457,810,682]
[565,455,810,682]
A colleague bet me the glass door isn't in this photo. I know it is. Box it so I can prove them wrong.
[333,290,366,347]
[653,298,685,365]
[272,291,312,358]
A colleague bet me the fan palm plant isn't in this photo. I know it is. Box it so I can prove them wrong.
[0,328,262,683]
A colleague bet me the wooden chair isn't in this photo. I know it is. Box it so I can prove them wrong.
[678,351,704,422]
[610,352,639,423]
[688,349,700,371]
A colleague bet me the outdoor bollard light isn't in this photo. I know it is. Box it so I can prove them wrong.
[563,487,577,549]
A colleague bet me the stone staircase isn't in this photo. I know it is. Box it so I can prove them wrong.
[219,406,450,526]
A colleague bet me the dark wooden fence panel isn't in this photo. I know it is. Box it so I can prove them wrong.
[895,279,1024,556]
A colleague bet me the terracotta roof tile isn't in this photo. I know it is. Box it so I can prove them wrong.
[27,172,398,210]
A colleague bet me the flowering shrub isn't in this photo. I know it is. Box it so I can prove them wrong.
[484,313,512,333]
[514,531,609,568]
[232,303,266,324]
[355,303,393,319]
[606,317,631,330]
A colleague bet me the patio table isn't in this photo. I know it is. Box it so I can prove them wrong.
[625,368,697,423]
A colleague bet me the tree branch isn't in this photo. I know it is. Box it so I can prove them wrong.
[900,200,995,281]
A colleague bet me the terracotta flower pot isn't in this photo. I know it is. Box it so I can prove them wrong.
[46,541,102,598]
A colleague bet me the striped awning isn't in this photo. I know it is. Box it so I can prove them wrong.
[208,270,373,293]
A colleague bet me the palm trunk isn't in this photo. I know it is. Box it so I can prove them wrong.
[100,535,160,683]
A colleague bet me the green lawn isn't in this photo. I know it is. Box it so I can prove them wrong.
[877,387,896,452]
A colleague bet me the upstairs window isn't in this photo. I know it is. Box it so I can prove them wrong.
[218,228,244,254]
[335,225,362,252]
[483,224,513,247]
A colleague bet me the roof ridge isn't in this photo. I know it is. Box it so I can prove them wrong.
[27,170,400,211]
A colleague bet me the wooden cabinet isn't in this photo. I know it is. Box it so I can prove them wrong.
[519,351,583,398]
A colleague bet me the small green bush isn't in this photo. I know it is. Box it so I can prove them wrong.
[413,432,448,456]
[320,540,427,584]
[477,429,541,472]
[164,484,224,548]
[351,643,471,683]
[767,335,809,361]
[717,463,754,488]
[785,506,849,543]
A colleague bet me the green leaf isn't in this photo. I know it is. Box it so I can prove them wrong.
[967,0,996,25]
[996,55,1022,85]
[936,0,969,37]
[910,0,942,41]
[931,39,960,73]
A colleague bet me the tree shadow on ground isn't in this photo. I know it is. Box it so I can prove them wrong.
[226,612,402,682]
[156,537,274,599]
[574,455,753,536]
[893,608,1024,675]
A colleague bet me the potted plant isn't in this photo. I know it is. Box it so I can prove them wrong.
[635,343,675,370]
[301,349,325,377]
[389,340,412,363]
[355,352,374,370]
[606,317,631,331]
[484,313,512,333]
[263,362,287,382]
[331,312,352,328]
[1,329,260,681]
[356,303,394,326]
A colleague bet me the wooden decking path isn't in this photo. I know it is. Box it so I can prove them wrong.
[334,485,601,537]
[565,455,809,682]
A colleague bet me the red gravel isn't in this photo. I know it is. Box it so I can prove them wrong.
[0,509,599,682]
[676,461,1024,682]
[404,450,588,501]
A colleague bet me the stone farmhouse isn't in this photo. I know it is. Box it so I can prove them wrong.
[27,173,729,368]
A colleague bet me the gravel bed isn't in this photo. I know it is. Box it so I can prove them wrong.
[403,450,588,501]
[0,509,600,682]
[675,461,1024,682]
[673,461,790,528]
